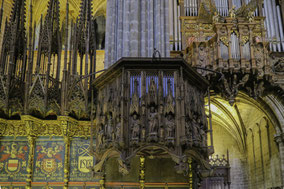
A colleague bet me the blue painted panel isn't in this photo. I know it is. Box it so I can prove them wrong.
[33,139,65,182]
[0,137,29,182]
[69,138,97,182]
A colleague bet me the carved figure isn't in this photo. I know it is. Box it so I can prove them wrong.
[199,123,207,148]
[185,116,193,139]
[148,78,157,106]
[149,106,158,134]
[212,12,220,23]
[192,114,201,146]
[115,115,121,141]
[98,123,105,148]
[132,113,140,139]
[106,113,114,140]
[175,156,188,174]
[229,6,236,19]
[254,43,264,68]
[166,113,175,138]
[247,11,254,23]
[164,79,175,115]
[130,79,140,116]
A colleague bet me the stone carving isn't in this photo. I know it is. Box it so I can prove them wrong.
[97,115,105,149]
[148,106,158,134]
[148,78,157,106]
[192,114,201,147]
[273,57,284,73]
[222,74,249,105]
[165,113,175,146]
[254,43,264,71]
[185,116,193,140]
[131,113,140,145]
[105,113,114,142]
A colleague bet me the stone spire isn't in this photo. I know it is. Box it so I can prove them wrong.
[104,0,170,68]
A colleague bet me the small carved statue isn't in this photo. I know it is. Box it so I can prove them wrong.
[212,12,220,23]
[185,116,193,139]
[247,10,254,23]
[175,156,188,174]
[132,113,140,139]
[229,6,236,19]
[97,123,105,148]
[149,106,158,134]
[166,113,175,138]
[254,43,264,68]
[105,113,114,141]
[192,114,201,146]
[199,123,207,148]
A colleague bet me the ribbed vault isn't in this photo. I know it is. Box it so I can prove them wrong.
[206,92,282,157]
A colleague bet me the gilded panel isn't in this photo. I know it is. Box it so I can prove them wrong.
[69,138,96,182]
[0,137,29,182]
[31,187,63,189]
[68,187,84,189]
[32,138,65,182]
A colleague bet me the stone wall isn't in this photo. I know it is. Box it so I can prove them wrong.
[246,119,282,189]
[211,123,249,189]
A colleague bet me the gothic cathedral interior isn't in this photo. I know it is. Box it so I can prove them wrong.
[0,0,283,189]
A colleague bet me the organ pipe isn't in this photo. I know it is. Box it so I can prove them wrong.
[272,0,281,51]
[276,6,284,50]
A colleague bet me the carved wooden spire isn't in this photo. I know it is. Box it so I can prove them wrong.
[36,0,61,80]
[0,0,27,78]
[0,0,4,32]
[71,0,96,76]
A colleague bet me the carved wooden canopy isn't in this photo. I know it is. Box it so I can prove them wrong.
[93,57,211,176]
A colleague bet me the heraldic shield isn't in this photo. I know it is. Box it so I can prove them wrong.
[7,159,20,172]
[41,158,57,173]
[78,156,93,173]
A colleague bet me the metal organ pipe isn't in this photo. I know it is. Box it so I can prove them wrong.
[220,0,224,16]
[263,2,272,50]
[267,0,277,51]
[189,0,193,16]
[272,0,281,51]
[174,0,178,50]
[194,0,197,16]
[223,0,226,16]
[177,1,181,50]
[277,6,284,50]
[172,0,175,50]
[214,0,219,15]
[187,0,190,16]
[193,0,195,16]
[185,0,188,16]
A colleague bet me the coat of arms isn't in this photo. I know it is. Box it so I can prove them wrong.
[78,144,94,173]
[36,144,63,177]
[0,142,28,176]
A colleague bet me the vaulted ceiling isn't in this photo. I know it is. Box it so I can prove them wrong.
[206,92,281,156]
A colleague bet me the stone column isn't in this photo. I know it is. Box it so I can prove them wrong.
[274,133,284,187]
